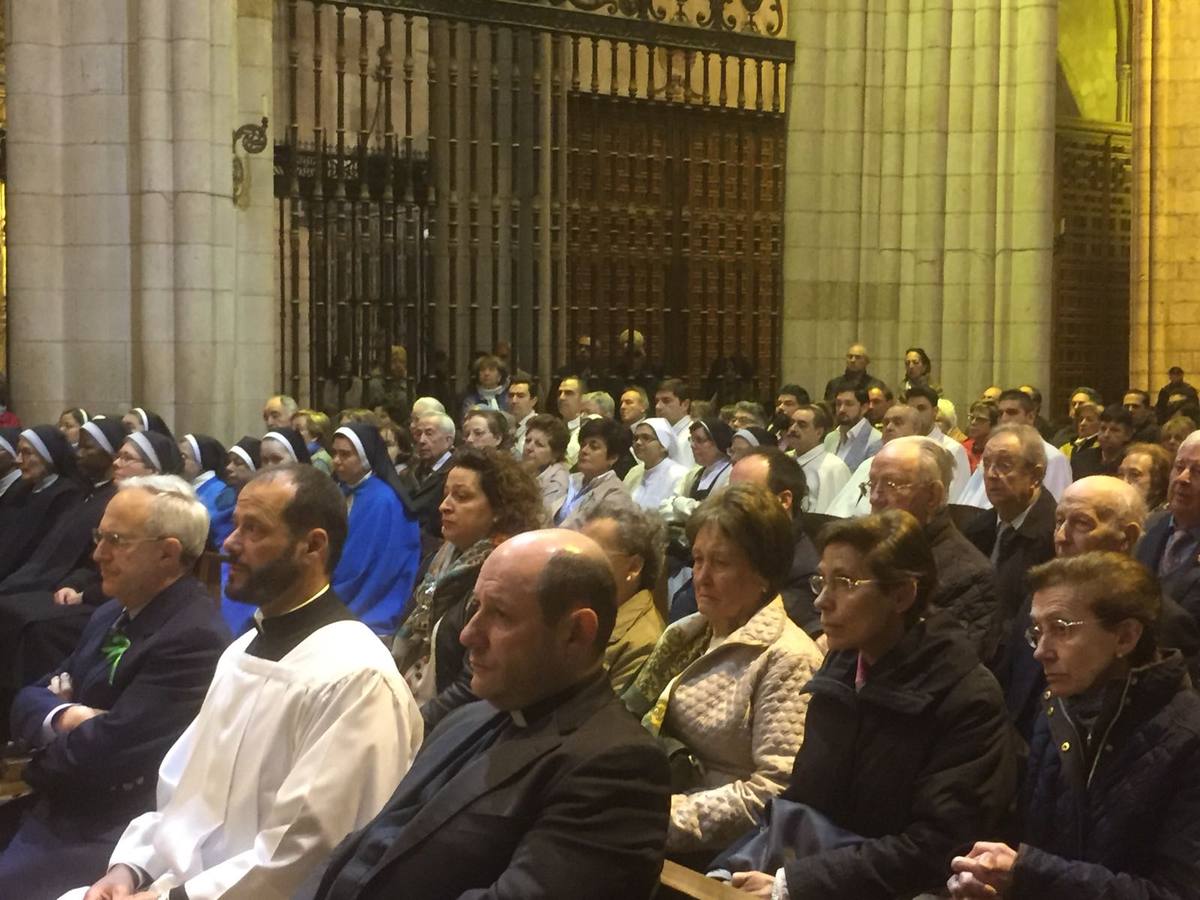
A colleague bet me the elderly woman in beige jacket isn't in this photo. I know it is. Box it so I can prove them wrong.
[577,501,668,694]
[623,483,824,856]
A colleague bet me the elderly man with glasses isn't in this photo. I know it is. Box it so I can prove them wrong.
[0,475,231,898]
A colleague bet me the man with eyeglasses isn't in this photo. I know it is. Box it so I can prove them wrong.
[962,424,1057,667]
[0,475,229,898]
[825,404,922,518]
[63,465,422,900]
[992,475,1200,741]
[1136,430,1200,624]
[866,437,998,659]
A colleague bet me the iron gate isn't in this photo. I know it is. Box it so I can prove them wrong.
[275,0,793,413]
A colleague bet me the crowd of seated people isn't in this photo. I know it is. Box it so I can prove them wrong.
[0,341,1197,898]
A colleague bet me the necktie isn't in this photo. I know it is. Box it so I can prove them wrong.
[1161,529,1197,577]
[991,522,1014,566]
[100,612,131,685]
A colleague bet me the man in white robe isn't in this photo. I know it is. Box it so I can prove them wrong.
[784,405,851,514]
[901,384,972,502]
[826,405,923,518]
[64,465,422,900]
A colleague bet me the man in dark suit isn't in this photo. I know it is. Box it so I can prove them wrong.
[962,424,1056,665]
[406,412,455,553]
[1136,431,1200,620]
[303,529,671,900]
[0,475,230,897]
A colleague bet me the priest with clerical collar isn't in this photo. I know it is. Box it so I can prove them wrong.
[63,464,423,900]
[301,529,672,900]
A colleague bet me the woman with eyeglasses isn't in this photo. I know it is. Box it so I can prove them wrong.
[721,509,1017,899]
[622,483,823,861]
[947,552,1200,899]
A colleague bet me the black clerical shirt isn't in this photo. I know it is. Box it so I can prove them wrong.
[244,587,355,662]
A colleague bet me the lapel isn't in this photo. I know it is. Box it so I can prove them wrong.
[366,678,611,876]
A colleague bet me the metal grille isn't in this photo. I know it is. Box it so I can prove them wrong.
[276,0,792,413]
[1052,118,1132,412]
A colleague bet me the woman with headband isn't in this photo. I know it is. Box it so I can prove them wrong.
[259,427,312,469]
[0,426,84,582]
[113,430,184,481]
[328,422,422,636]
[120,407,172,438]
[57,408,89,449]
[179,433,236,550]
[225,437,262,489]
[0,428,22,510]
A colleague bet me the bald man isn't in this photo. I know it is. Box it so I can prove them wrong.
[867,437,998,658]
[825,404,922,518]
[997,476,1200,739]
[303,531,671,900]
[823,343,886,402]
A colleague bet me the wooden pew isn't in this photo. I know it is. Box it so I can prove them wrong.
[659,860,749,899]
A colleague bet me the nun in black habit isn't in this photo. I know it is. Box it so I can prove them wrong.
[0,419,128,738]
[0,426,84,582]
[121,407,173,438]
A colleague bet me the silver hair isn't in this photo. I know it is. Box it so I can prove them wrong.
[117,474,210,566]
[575,500,666,593]
[1178,429,1200,456]
[419,411,457,438]
[274,395,299,417]
[733,400,767,427]
[583,391,615,418]
[989,423,1046,471]
[887,435,955,497]
[412,396,447,417]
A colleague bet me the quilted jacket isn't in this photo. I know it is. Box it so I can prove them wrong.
[1013,650,1200,898]
[659,597,823,853]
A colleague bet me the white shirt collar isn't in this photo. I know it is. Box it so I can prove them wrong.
[32,473,59,494]
[192,470,217,489]
[252,583,332,627]
[796,444,826,467]
[566,416,582,432]
[432,450,453,472]
[1000,490,1040,530]
[670,415,693,436]
[0,469,20,497]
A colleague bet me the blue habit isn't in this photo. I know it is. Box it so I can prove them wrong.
[194,475,236,551]
[333,474,421,635]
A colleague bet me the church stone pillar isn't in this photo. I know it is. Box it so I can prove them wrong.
[1131,1,1200,390]
[6,0,275,436]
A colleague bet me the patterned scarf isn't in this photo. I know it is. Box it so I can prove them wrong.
[620,618,712,736]
[393,538,494,675]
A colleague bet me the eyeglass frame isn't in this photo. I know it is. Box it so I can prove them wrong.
[1024,616,1093,649]
[809,573,878,596]
[92,529,165,550]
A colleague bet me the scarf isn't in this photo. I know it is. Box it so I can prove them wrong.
[621,618,712,736]
[392,538,494,676]
[475,384,505,410]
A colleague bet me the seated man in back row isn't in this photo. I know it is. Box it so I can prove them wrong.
[64,464,423,900]
[300,530,672,900]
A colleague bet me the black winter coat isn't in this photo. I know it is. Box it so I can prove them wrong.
[925,508,998,659]
[1013,650,1200,898]
[781,612,1019,899]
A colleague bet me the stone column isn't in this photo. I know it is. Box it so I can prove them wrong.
[781,0,1056,404]
[1131,1,1200,388]
[6,0,274,436]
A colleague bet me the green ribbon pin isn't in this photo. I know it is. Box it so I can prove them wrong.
[100,633,131,685]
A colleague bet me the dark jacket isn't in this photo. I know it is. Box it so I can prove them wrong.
[395,551,487,732]
[0,481,116,595]
[997,586,1200,743]
[925,508,998,659]
[963,488,1056,664]
[1136,510,1200,622]
[308,674,671,900]
[1013,651,1200,898]
[780,520,821,637]
[1070,444,1120,481]
[404,462,450,555]
[780,613,1019,899]
[0,477,83,581]
[9,576,230,836]
[823,370,885,403]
